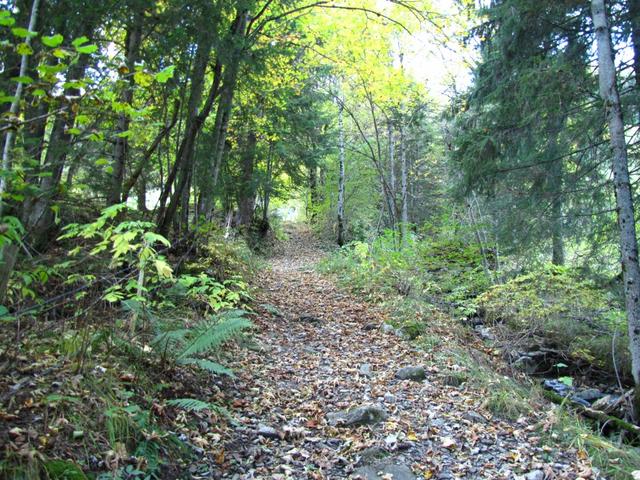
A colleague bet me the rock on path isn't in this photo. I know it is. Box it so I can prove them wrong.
[202,225,595,479]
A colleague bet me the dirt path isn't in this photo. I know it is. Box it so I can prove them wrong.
[218,226,591,479]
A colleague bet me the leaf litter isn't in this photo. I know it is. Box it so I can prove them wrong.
[206,226,595,479]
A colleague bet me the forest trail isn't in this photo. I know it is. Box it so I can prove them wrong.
[217,226,592,479]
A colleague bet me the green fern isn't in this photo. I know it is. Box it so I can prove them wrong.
[177,358,235,377]
[178,311,252,359]
[153,310,252,377]
[166,398,213,412]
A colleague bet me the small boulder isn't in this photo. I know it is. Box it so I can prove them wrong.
[326,404,388,427]
[395,366,427,381]
[359,363,373,378]
[354,460,416,480]
[574,388,604,403]
[382,324,395,334]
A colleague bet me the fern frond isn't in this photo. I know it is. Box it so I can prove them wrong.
[151,328,189,351]
[166,398,212,412]
[177,358,235,377]
[178,315,252,358]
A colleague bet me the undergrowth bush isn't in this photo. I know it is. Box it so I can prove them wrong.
[478,264,629,380]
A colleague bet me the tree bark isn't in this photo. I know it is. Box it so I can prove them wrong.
[592,0,640,421]
[337,102,346,246]
[400,124,408,245]
[107,8,144,205]
[236,130,257,229]
[0,0,40,304]
[156,30,216,234]
[199,10,249,220]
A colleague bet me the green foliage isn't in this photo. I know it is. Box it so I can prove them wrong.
[166,398,215,412]
[478,264,629,378]
[43,460,88,480]
[174,273,248,312]
[60,204,173,305]
[152,309,253,377]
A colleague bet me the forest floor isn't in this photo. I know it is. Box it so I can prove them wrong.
[212,225,595,480]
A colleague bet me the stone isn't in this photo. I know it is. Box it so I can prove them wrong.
[326,404,388,427]
[574,388,604,402]
[354,460,416,480]
[383,392,397,403]
[356,446,389,466]
[395,366,427,381]
[523,470,544,480]
[462,411,488,424]
[257,424,280,439]
[513,356,538,374]
[442,373,467,387]
[359,363,373,378]
[382,323,395,334]
[474,325,495,341]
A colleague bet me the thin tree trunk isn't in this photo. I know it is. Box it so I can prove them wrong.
[262,142,273,225]
[400,124,408,245]
[108,12,143,206]
[337,102,346,246]
[0,0,40,304]
[156,32,216,234]
[200,10,248,220]
[236,130,257,229]
[0,0,40,215]
[592,0,640,420]
[388,121,396,201]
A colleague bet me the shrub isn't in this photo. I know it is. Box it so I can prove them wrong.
[477,264,629,380]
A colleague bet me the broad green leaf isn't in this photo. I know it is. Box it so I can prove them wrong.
[75,44,97,54]
[71,36,89,47]
[11,27,36,38]
[155,65,175,83]
[11,75,33,84]
[0,11,15,27]
[133,70,153,87]
[41,34,63,47]
[16,42,33,55]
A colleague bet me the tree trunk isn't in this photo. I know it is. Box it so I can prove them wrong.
[548,121,565,266]
[400,124,408,245]
[630,0,640,92]
[388,121,396,202]
[0,0,40,215]
[263,142,273,225]
[156,30,216,234]
[337,103,346,246]
[23,56,90,248]
[108,10,143,206]
[236,131,257,229]
[592,0,640,421]
[0,0,40,304]
[200,10,248,220]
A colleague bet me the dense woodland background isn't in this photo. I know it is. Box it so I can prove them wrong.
[5,0,640,478]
